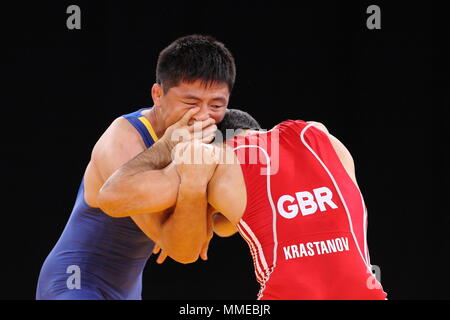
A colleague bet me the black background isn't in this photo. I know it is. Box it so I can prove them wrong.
[2,1,449,300]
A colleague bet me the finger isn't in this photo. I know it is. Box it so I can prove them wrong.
[203,124,218,136]
[157,251,168,264]
[198,124,217,141]
[200,240,211,261]
[201,127,218,144]
[204,123,218,132]
[187,113,209,126]
[187,118,216,133]
[179,107,200,126]
[201,118,217,130]
[153,244,161,254]
[201,133,216,144]
[200,224,214,261]
[194,112,210,122]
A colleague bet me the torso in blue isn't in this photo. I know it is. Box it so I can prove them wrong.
[36,108,156,300]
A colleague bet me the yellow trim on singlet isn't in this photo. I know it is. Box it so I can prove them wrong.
[138,116,159,142]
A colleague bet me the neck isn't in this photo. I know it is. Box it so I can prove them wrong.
[145,107,165,139]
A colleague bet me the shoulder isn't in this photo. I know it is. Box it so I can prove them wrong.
[326,133,357,185]
[274,120,329,136]
[306,121,357,184]
[90,116,146,177]
[327,133,355,164]
[306,121,330,134]
[305,120,354,167]
[93,117,144,156]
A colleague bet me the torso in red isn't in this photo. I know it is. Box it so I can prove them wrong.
[227,120,387,300]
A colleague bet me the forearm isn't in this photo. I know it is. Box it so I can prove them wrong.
[97,140,179,217]
[159,179,209,264]
[120,138,173,175]
[99,170,178,217]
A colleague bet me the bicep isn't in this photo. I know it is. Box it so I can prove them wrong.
[99,162,180,216]
[152,163,181,210]
[207,162,246,227]
[85,118,145,207]
[212,213,238,237]
[93,117,146,181]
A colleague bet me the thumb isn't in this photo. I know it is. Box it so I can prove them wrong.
[200,239,211,261]
[178,107,200,126]
[156,251,168,264]
[200,229,214,261]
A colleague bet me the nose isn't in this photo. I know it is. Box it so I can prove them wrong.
[192,104,210,121]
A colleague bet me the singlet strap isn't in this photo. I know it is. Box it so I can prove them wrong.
[123,107,159,148]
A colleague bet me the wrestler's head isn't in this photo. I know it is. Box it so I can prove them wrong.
[214,108,262,143]
[152,34,236,128]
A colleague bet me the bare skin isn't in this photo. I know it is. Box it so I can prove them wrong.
[86,80,230,264]
[137,122,361,262]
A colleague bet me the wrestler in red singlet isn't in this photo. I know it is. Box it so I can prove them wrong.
[227,119,387,299]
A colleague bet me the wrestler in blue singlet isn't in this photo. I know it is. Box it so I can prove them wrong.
[36,108,156,300]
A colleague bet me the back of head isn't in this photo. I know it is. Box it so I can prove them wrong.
[156,34,236,93]
[215,109,261,143]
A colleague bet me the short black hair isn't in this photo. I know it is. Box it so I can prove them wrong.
[156,34,236,93]
[215,109,261,142]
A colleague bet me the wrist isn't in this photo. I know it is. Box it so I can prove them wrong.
[158,137,174,158]
[179,175,209,191]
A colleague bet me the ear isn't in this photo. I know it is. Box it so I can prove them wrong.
[151,83,163,107]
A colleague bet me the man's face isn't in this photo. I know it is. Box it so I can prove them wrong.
[153,79,229,128]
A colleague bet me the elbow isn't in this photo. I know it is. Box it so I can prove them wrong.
[97,187,129,218]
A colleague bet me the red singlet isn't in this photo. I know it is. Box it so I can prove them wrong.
[227,120,387,300]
